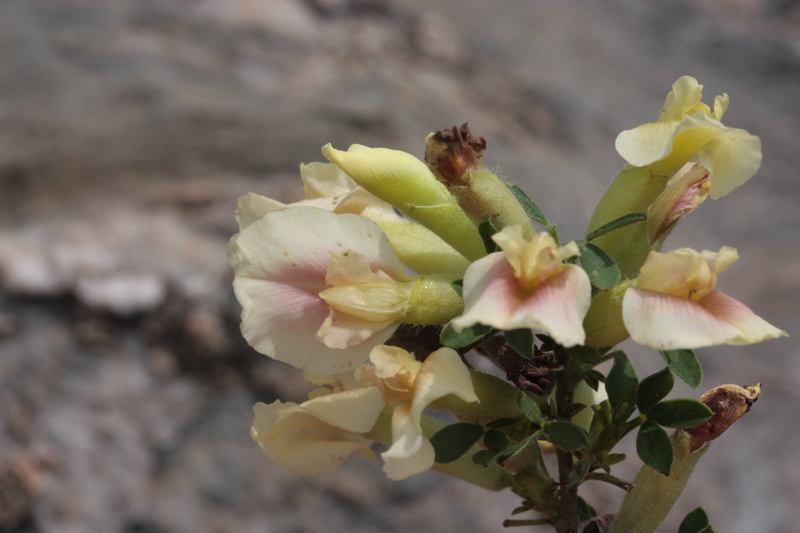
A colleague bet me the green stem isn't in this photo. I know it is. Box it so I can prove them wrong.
[610,432,708,533]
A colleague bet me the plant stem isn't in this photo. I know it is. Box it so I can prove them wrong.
[553,348,579,533]
[555,448,579,533]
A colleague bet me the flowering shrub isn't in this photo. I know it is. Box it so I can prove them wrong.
[229,76,786,532]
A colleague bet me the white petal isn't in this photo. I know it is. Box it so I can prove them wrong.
[252,401,374,477]
[673,113,762,198]
[410,347,478,423]
[616,121,682,168]
[697,290,787,345]
[623,288,786,349]
[381,402,435,480]
[235,192,286,229]
[452,257,591,347]
[228,207,407,374]
[300,161,359,198]
[301,387,385,433]
[450,253,517,331]
[316,310,397,350]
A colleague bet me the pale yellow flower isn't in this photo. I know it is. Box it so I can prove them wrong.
[356,346,479,480]
[623,247,787,349]
[615,75,761,198]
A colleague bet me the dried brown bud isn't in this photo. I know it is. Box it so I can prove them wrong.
[686,383,761,452]
[424,123,486,185]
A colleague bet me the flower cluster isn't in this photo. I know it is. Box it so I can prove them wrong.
[229,76,786,529]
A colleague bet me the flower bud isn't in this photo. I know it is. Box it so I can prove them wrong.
[322,143,487,260]
[647,162,711,249]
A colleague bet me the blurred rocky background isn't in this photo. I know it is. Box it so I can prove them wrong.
[0,1,798,532]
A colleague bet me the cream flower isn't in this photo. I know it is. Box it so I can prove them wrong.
[228,207,410,374]
[356,345,479,480]
[450,226,591,347]
[615,75,761,198]
[251,386,384,477]
[623,247,787,349]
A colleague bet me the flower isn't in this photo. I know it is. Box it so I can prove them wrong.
[623,247,787,349]
[356,345,479,480]
[615,75,761,199]
[251,385,384,477]
[587,76,762,278]
[450,226,591,347]
[228,206,411,374]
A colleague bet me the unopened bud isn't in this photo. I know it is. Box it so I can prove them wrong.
[648,163,711,249]
[686,383,761,452]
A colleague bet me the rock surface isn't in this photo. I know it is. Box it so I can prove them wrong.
[0,1,798,532]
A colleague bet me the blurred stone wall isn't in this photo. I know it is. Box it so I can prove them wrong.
[0,1,798,532]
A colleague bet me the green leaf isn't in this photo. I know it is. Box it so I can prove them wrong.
[509,184,549,225]
[678,507,714,533]
[496,433,538,466]
[636,421,673,475]
[505,328,534,359]
[578,242,621,290]
[583,369,604,392]
[478,219,500,254]
[568,458,592,487]
[606,351,638,413]
[636,367,675,414]
[543,420,588,451]
[661,349,703,388]
[483,429,511,452]
[440,323,492,348]
[647,399,713,429]
[518,392,544,425]
[602,453,626,467]
[585,212,647,242]
[431,423,485,463]
[569,345,605,364]
[472,449,498,467]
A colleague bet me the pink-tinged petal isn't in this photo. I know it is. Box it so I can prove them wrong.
[382,402,435,480]
[300,387,385,433]
[623,288,787,350]
[410,347,478,423]
[228,207,406,283]
[696,290,787,345]
[252,401,375,477]
[508,265,591,347]
[452,256,591,347]
[228,207,407,374]
[450,253,519,330]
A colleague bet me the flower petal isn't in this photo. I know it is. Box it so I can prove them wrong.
[452,255,590,347]
[381,402,435,480]
[252,401,375,477]
[300,387,385,433]
[410,347,478,423]
[228,207,407,374]
[670,114,762,198]
[623,288,787,349]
